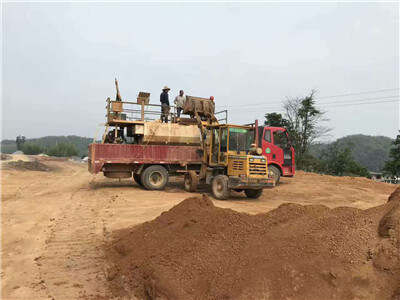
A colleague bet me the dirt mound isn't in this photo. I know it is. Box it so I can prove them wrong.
[1,154,12,161]
[4,160,53,172]
[105,189,400,300]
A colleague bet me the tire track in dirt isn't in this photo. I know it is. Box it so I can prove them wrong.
[2,160,396,299]
[1,163,96,300]
[36,176,112,300]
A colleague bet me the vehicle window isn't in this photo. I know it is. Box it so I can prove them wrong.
[273,131,288,149]
[264,130,271,143]
[220,128,227,152]
[258,126,264,145]
[228,128,254,152]
[211,129,220,163]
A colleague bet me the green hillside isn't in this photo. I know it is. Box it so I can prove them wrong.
[1,135,93,158]
[311,134,394,172]
[1,134,394,171]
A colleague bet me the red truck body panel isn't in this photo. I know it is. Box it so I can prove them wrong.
[88,143,202,174]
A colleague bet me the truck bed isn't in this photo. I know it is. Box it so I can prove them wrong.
[88,143,202,174]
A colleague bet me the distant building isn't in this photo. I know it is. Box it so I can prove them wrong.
[370,172,383,181]
[370,172,399,184]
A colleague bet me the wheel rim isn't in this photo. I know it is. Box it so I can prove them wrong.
[216,181,223,193]
[269,170,278,183]
[213,179,224,197]
[185,175,192,189]
[149,171,164,187]
[274,171,278,183]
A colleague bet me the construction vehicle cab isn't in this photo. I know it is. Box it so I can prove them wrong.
[184,123,275,200]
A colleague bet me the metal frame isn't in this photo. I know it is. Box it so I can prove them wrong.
[106,98,229,126]
[215,110,228,123]
[208,124,257,167]
[106,98,178,124]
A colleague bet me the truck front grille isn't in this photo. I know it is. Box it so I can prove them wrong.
[249,162,267,176]
[232,160,245,171]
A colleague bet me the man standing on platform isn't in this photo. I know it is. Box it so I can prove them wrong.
[174,90,186,118]
[160,86,170,123]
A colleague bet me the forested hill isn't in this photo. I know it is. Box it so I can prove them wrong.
[1,135,93,157]
[311,134,394,172]
[1,134,394,171]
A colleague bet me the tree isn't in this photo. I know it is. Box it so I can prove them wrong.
[383,133,400,177]
[264,113,289,127]
[283,90,331,169]
[16,135,26,151]
[22,143,43,155]
[47,143,79,157]
[320,142,369,177]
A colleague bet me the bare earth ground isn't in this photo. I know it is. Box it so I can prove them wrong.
[1,157,397,299]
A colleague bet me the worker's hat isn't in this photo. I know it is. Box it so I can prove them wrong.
[162,86,171,91]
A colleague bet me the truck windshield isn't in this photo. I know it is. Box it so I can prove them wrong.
[228,128,254,152]
[273,130,289,148]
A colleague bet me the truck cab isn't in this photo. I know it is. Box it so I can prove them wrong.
[257,126,295,182]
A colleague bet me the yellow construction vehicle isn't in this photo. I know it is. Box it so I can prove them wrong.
[183,98,275,199]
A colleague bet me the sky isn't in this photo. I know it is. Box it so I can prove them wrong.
[2,2,399,141]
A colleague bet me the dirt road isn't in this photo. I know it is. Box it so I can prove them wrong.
[1,159,396,299]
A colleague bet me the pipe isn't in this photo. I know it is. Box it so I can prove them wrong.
[255,119,259,147]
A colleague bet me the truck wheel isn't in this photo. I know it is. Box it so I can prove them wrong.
[245,189,263,199]
[141,165,169,190]
[212,175,230,200]
[184,171,198,192]
[133,173,143,186]
[268,165,281,184]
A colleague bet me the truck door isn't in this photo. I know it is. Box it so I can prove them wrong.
[210,128,220,165]
[219,128,228,164]
[260,128,281,165]
[259,127,294,175]
[272,130,292,167]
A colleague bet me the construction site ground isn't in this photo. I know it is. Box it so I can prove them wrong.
[1,156,398,299]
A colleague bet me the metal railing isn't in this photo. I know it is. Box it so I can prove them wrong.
[215,109,228,124]
[106,98,180,123]
[106,98,229,124]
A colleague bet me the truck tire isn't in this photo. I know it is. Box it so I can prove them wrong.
[212,175,230,200]
[133,173,143,186]
[141,165,169,190]
[268,165,280,184]
[184,171,198,192]
[245,188,263,199]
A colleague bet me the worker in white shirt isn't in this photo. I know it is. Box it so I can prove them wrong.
[174,90,186,118]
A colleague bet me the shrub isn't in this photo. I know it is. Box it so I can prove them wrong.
[47,143,79,157]
[22,143,43,155]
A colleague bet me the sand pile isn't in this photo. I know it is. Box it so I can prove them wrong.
[4,160,52,171]
[1,154,12,161]
[105,188,400,300]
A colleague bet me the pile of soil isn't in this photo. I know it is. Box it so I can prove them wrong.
[105,188,400,300]
[4,160,53,172]
[1,154,12,161]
